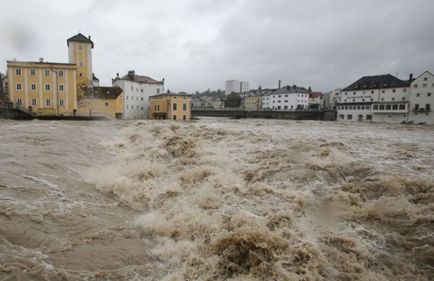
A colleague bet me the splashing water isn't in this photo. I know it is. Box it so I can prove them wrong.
[0,119,433,280]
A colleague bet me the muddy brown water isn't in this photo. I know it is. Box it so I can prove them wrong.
[0,119,433,280]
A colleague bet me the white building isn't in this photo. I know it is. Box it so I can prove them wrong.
[408,71,434,124]
[225,80,249,95]
[262,85,309,111]
[337,74,410,123]
[113,70,164,119]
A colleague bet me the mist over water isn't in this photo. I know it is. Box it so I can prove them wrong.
[0,118,433,280]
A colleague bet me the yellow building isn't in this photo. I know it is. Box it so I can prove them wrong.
[77,86,124,119]
[7,60,77,115]
[149,93,191,121]
[67,33,94,96]
[242,95,262,111]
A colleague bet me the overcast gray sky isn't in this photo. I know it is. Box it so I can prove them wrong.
[1,0,433,92]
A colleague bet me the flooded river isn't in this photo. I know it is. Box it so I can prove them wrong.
[0,119,433,280]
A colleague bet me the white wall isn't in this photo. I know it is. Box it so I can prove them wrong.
[268,93,308,110]
[113,79,164,119]
[409,71,434,124]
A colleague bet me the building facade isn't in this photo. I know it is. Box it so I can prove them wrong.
[242,95,262,111]
[67,33,94,94]
[337,74,411,123]
[149,93,191,121]
[308,92,324,110]
[262,85,309,111]
[77,86,123,119]
[0,74,7,103]
[225,80,249,95]
[7,60,77,115]
[113,71,164,119]
[408,71,434,124]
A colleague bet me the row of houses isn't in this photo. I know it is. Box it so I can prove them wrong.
[1,33,191,121]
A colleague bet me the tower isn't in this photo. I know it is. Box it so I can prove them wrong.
[67,33,94,92]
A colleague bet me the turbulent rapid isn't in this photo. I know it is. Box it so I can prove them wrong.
[0,118,433,280]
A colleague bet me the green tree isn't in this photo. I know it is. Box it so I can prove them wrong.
[224,93,241,108]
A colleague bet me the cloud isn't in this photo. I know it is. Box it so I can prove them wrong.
[0,0,433,92]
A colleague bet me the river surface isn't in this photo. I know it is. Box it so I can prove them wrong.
[0,118,433,280]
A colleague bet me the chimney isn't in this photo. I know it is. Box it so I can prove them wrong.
[88,35,91,40]
[39,58,43,62]
[116,73,119,78]
[128,70,135,79]
[409,73,413,83]
[278,80,281,89]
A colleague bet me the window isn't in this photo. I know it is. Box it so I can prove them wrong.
[59,85,64,91]
[403,88,407,92]
[173,115,177,120]
[16,83,22,90]
[402,97,406,101]
[347,114,352,120]
[416,93,420,97]
[136,88,139,92]
[392,97,395,101]
[45,70,50,76]
[78,45,83,50]
[59,99,64,106]
[424,77,428,81]
[284,105,288,109]
[131,85,134,91]
[31,84,36,91]
[105,102,109,107]
[382,90,385,93]
[16,69,22,75]
[173,103,177,110]
[392,104,398,110]
[45,84,51,91]
[183,104,186,111]
[373,105,379,110]
[126,105,129,109]
[59,70,64,77]
[141,89,143,93]
[386,105,391,110]
[428,93,431,97]
[427,104,431,111]
[371,91,374,94]
[30,69,36,76]
[17,98,22,106]
[31,99,37,106]
[45,99,51,106]
[413,84,418,88]
[353,92,356,95]
[339,114,345,119]
[79,73,82,77]
[423,83,427,88]
[141,107,143,111]
[392,89,396,93]
[414,104,419,110]
[399,104,405,110]
[183,115,186,120]
[380,105,385,110]
[157,105,160,111]
[381,98,384,101]
[141,97,143,101]
[154,105,157,111]
[366,115,372,120]
[156,88,160,94]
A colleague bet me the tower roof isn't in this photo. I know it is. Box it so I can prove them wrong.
[67,33,94,48]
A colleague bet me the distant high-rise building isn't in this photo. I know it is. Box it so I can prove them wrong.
[225,80,249,95]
